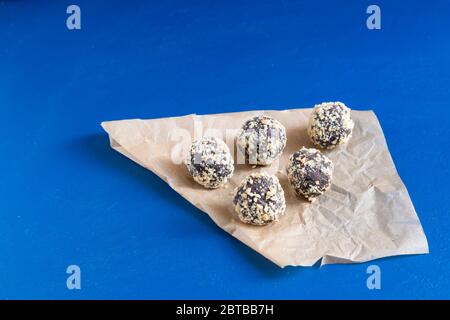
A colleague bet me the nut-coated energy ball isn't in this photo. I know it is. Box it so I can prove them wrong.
[236,115,287,165]
[233,172,286,225]
[184,137,234,189]
[307,102,354,149]
[287,147,333,201]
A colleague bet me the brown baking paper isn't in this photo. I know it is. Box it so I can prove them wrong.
[101,108,429,267]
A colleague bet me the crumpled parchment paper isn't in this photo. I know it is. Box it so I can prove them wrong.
[101,108,429,267]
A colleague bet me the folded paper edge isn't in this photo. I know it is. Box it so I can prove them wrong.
[366,111,429,254]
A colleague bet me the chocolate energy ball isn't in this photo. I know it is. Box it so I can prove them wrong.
[236,115,287,166]
[184,137,234,189]
[233,172,286,226]
[307,101,354,149]
[287,147,333,201]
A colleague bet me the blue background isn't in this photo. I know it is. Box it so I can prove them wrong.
[0,0,449,299]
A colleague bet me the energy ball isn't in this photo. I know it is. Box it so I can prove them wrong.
[184,137,234,189]
[233,172,286,226]
[287,147,333,201]
[307,101,354,149]
[236,115,287,166]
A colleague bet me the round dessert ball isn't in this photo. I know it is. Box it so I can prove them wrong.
[184,137,234,189]
[236,115,287,166]
[307,101,354,149]
[233,172,286,226]
[287,147,333,201]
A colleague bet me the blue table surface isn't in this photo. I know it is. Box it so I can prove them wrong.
[1,0,449,299]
